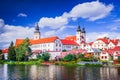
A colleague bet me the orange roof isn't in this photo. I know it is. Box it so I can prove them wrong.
[65,36,76,41]
[61,39,79,46]
[15,36,59,46]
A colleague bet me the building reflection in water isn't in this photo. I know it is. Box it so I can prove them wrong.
[0,64,120,80]
[100,67,118,80]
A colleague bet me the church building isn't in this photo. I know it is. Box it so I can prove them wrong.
[15,23,86,52]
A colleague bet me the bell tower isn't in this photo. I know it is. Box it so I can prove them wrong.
[81,27,86,42]
[76,25,81,44]
[34,23,40,40]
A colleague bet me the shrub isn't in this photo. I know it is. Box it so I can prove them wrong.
[41,53,50,61]
[64,54,77,61]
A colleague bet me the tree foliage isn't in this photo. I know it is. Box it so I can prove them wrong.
[0,49,4,60]
[64,54,77,61]
[37,54,41,60]
[16,38,31,61]
[8,41,16,61]
[41,53,50,61]
[118,56,120,63]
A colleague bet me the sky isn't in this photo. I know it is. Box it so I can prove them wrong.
[0,0,120,49]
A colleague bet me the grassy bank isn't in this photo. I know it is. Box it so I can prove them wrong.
[4,60,42,65]
[54,61,103,67]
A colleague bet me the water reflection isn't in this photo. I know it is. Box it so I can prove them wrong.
[0,64,120,80]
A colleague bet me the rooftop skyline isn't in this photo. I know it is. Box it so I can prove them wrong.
[0,0,120,49]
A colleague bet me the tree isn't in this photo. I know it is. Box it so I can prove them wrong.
[118,56,120,63]
[41,53,50,61]
[37,54,41,60]
[16,38,31,61]
[64,54,77,61]
[0,49,4,60]
[8,41,16,61]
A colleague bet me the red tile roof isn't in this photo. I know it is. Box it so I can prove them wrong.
[15,36,59,46]
[97,38,109,44]
[60,39,79,46]
[2,49,8,54]
[110,39,118,45]
[65,36,76,41]
[89,42,93,46]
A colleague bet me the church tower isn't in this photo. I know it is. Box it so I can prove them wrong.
[81,27,86,42]
[76,25,81,44]
[34,23,40,40]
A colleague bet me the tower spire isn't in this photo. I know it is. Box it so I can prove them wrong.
[34,22,40,40]
[77,25,81,32]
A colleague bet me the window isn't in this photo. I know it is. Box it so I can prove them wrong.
[101,56,104,59]
[105,56,107,59]
[56,43,58,47]
[59,44,61,47]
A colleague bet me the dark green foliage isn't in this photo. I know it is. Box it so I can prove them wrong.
[118,56,120,63]
[16,38,31,61]
[8,41,16,61]
[37,54,41,60]
[77,54,84,59]
[41,53,50,61]
[64,54,77,61]
[0,49,4,60]
[62,49,66,52]
[0,49,2,54]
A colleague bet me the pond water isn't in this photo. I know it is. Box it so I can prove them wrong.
[0,64,120,80]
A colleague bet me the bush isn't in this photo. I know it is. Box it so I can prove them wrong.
[41,53,50,61]
[64,54,77,61]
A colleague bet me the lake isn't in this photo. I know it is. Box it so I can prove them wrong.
[0,64,120,80]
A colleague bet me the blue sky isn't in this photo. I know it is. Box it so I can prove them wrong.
[0,0,120,49]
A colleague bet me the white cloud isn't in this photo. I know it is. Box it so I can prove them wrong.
[38,16,68,29]
[18,13,27,17]
[0,19,34,49]
[44,26,66,37]
[113,19,120,22]
[86,32,120,42]
[63,1,113,21]
[0,19,4,28]
[38,1,113,29]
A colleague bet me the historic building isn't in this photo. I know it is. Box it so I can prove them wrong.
[15,23,86,52]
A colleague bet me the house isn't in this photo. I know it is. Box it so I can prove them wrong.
[92,38,109,50]
[100,50,111,61]
[2,49,8,60]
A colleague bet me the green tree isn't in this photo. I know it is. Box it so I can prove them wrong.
[64,54,77,61]
[0,49,4,60]
[8,41,16,61]
[37,54,41,60]
[41,53,50,61]
[118,56,120,63]
[16,38,31,61]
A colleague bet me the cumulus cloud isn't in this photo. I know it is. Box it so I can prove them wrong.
[38,16,68,29]
[86,32,120,42]
[0,19,4,28]
[64,1,113,21]
[0,19,34,49]
[18,13,27,17]
[38,1,113,29]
